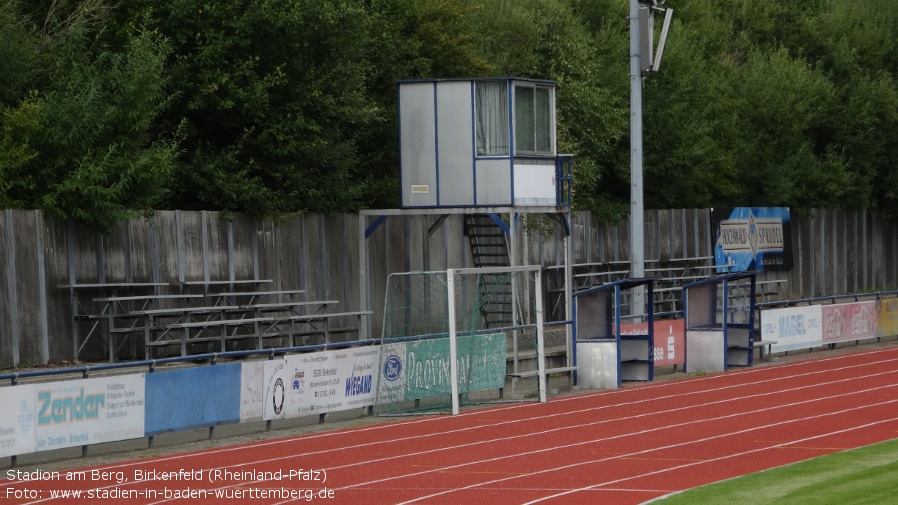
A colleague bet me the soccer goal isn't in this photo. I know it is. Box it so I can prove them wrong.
[374,265,547,416]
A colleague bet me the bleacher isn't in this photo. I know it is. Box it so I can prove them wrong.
[65,281,370,362]
[546,256,788,317]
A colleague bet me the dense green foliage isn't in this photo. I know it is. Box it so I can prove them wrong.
[1,1,179,231]
[2,0,898,230]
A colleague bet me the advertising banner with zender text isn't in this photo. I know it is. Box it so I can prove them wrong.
[34,374,145,452]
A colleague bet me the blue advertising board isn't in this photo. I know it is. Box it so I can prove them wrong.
[144,364,242,436]
[711,207,793,272]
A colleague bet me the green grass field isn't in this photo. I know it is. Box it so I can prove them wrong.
[651,437,898,504]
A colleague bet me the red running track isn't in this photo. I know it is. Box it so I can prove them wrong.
[5,346,898,505]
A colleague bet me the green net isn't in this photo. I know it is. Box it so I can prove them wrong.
[374,267,545,416]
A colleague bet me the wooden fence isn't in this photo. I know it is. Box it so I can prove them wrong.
[1,208,896,368]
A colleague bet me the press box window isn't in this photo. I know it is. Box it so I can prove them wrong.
[514,85,552,155]
[475,80,554,157]
[475,81,509,156]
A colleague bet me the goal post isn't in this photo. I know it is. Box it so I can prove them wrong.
[375,265,547,416]
[447,266,546,414]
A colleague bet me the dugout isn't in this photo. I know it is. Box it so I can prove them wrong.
[573,278,657,389]
[682,272,758,373]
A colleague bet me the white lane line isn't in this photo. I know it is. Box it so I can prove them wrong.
[399,401,898,505]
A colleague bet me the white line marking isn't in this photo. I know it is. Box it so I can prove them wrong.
[399,402,898,505]
[522,416,898,504]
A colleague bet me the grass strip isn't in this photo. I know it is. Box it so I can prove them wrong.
[652,437,898,504]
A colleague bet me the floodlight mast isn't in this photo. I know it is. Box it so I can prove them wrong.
[630,0,672,315]
[630,0,646,313]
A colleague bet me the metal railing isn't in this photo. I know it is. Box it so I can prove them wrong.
[555,154,574,206]
[0,341,378,386]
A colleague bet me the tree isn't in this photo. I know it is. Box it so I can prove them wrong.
[6,0,898,225]
[641,0,898,214]
[122,0,378,216]
[0,0,178,232]
[356,0,493,209]
[470,0,632,220]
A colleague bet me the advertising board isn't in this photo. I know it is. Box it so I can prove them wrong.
[0,384,35,457]
[35,374,145,451]
[711,207,792,272]
[761,305,823,352]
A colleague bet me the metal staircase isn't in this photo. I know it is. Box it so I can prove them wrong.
[464,214,509,268]
[464,215,512,328]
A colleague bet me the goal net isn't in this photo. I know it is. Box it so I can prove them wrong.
[375,266,546,416]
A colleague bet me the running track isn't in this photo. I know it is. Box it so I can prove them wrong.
[5,346,898,505]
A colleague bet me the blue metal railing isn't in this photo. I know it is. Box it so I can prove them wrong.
[0,321,578,385]
[653,288,898,322]
[756,289,898,309]
[555,154,574,206]
[0,341,378,386]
